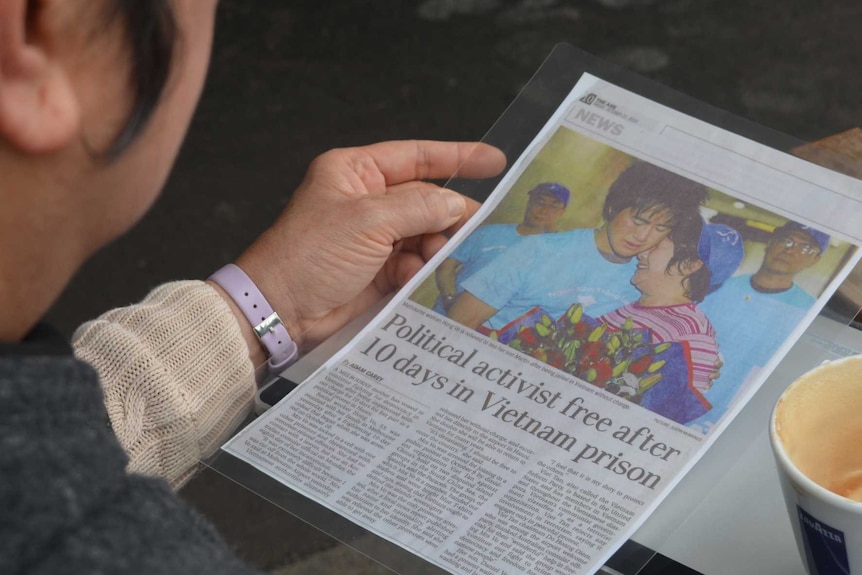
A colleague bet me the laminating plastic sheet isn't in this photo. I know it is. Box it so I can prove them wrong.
[208,44,862,575]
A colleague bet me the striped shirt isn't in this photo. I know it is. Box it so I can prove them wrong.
[600,302,718,393]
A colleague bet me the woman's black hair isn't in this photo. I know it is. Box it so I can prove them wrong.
[104,0,177,158]
[667,213,711,303]
[603,161,709,228]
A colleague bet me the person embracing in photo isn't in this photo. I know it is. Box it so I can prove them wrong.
[447,161,709,332]
[600,221,744,396]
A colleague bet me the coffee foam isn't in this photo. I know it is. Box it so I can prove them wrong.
[775,356,862,503]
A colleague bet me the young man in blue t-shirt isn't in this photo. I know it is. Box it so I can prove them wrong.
[448,162,709,331]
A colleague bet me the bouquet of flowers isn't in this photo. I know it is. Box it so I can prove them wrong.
[499,304,670,403]
[492,303,710,424]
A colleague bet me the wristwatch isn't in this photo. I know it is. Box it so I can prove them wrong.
[209,264,299,373]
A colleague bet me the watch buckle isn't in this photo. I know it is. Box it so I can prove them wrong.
[254,312,283,338]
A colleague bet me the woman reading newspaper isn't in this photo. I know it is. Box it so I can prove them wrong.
[0,2,506,574]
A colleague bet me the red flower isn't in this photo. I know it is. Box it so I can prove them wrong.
[545,350,566,369]
[519,328,538,347]
[530,348,548,362]
[589,360,613,385]
[628,355,652,376]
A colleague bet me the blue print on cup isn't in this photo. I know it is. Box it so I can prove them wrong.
[797,506,850,575]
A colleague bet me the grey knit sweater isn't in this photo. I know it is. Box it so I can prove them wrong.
[0,328,263,575]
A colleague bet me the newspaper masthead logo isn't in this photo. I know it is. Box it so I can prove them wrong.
[580,93,597,105]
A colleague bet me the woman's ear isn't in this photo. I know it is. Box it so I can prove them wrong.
[680,258,704,276]
[0,0,80,153]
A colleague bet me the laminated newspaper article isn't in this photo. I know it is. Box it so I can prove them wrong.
[224,73,862,575]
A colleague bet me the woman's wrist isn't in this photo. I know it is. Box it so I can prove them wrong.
[206,280,268,368]
[206,264,301,377]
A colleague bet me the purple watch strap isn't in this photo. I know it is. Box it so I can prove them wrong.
[209,264,298,373]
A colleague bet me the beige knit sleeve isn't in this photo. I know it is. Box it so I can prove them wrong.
[72,281,256,489]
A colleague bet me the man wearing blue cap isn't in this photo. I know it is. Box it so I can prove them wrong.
[695,220,829,430]
[745,221,828,306]
[433,182,570,313]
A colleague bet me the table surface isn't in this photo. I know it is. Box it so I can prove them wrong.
[631,314,862,574]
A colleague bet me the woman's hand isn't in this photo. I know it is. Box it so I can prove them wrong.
[227,140,505,360]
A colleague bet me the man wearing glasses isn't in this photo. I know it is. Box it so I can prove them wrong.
[743,221,828,306]
[694,221,829,429]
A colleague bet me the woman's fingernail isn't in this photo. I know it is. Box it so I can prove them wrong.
[442,190,465,217]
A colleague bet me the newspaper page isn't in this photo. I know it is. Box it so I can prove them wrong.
[224,73,862,575]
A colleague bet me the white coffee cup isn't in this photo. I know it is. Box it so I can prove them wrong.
[770,355,862,574]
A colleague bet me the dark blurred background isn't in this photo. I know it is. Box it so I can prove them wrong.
[46,0,862,571]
